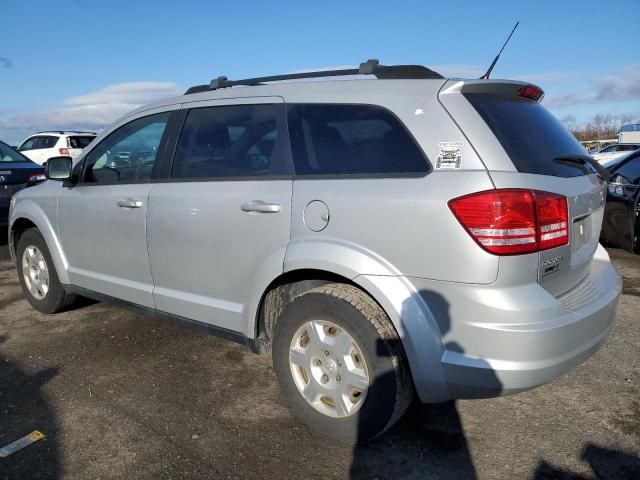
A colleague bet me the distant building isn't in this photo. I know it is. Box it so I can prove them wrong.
[618,124,640,144]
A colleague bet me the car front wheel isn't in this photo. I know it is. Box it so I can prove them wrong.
[16,228,76,313]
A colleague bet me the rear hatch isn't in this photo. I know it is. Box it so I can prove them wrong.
[439,80,606,296]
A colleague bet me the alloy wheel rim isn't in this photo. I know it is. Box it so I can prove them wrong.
[21,245,49,300]
[289,320,369,418]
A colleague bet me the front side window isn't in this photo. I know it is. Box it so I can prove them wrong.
[82,112,170,184]
[287,104,429,176]
[19,137,37,151]
[171,104,291,179]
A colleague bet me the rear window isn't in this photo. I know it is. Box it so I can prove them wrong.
[67,136,95,149]
[465,94,595,177]
[287,104,429,176]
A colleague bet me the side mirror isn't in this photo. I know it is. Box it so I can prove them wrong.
[45,156,73,181]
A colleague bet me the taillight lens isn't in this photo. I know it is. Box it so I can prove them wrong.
[517,84,544,102]
[535,191,568,250]
[449,189,568,255]
[59,148,70,155]
[28,172,47,184]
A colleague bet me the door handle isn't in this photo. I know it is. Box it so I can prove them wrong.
[241,200,281,213]
[117,198,143,209]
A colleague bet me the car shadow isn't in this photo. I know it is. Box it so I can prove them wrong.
[349,290,501,479]
[0,335,60,479]
[534,443,640,479]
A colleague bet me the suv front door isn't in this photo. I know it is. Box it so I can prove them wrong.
[147,98,293,334]
[58,109,174,307]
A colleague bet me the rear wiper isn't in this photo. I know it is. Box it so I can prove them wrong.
[553,155,610,182]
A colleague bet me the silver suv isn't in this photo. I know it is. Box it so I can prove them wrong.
[8,60,622,443]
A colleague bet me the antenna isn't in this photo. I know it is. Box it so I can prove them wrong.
[480,21,520,80]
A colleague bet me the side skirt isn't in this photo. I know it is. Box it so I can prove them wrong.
[63,284,262,353]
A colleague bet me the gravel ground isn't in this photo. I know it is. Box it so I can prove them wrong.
[0,238,638,479]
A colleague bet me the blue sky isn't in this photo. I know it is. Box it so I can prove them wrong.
[1,0,638,144]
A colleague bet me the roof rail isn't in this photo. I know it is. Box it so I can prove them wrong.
[32,130,97,135]
[184,59,443,95]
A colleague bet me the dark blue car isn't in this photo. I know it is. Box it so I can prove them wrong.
[600,149,640,253]
[0,140,46,226]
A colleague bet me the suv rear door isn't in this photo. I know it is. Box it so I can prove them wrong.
[146,98,293,335]
[439,80,607,296]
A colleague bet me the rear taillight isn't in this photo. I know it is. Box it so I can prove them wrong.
[27,172,46,184]
[448,189,568,255]
[59,148,69,156]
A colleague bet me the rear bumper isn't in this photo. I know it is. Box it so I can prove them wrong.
[407,244,621,401]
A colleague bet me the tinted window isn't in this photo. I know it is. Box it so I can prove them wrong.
[68,136,95,149]
[172,104,290,179]
[287,104,428,175]
[33,136,59,149]
[466,95,596,177]
[620,144,640,152]
[82,113,170,184]
[18,138,36,151]
[18,136,57,151]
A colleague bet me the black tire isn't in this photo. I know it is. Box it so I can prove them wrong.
[602,203,632,251]
[16,228,76,314]
[272,283,413,444]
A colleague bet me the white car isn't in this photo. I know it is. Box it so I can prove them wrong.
[591,143,640,163]
[17,131,96,165]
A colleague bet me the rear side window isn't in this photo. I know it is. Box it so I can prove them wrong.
[68,136,95,149]
[20,135,58,151]
[172,104,291,179]
[465,95,594,177]
[287,104,428,176]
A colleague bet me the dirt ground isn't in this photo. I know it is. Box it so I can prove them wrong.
[0,235,638,479]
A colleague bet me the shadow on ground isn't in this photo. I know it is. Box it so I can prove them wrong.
[349,290,495,479]
[534,443,640,479]
[0,335,60,479]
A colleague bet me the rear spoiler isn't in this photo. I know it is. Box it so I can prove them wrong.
[440,80,545,103]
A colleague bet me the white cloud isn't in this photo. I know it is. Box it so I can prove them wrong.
[545,64,640,108]
[64,81,181,107]
[0,81,181,142]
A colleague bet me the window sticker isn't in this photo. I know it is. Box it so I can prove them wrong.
[436,141,463,169]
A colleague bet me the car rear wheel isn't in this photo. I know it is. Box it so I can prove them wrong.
[603,203,632,251]
[272,283,413,444]
[16,228,76,313]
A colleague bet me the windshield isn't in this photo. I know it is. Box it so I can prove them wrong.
[465,94,595,177]
[0,141,31,163]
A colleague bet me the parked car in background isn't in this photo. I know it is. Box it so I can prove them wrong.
[0,140,45,226]
[8,61,621,443]
[591,143,640,163]
[601,149,640,252]
[18,131,96,165]
[618,123,640,144]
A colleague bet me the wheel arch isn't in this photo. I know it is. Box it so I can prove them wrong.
[251,266,451,403]
[9,203,70,284]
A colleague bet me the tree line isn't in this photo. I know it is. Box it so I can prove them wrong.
[568,114,638,142]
